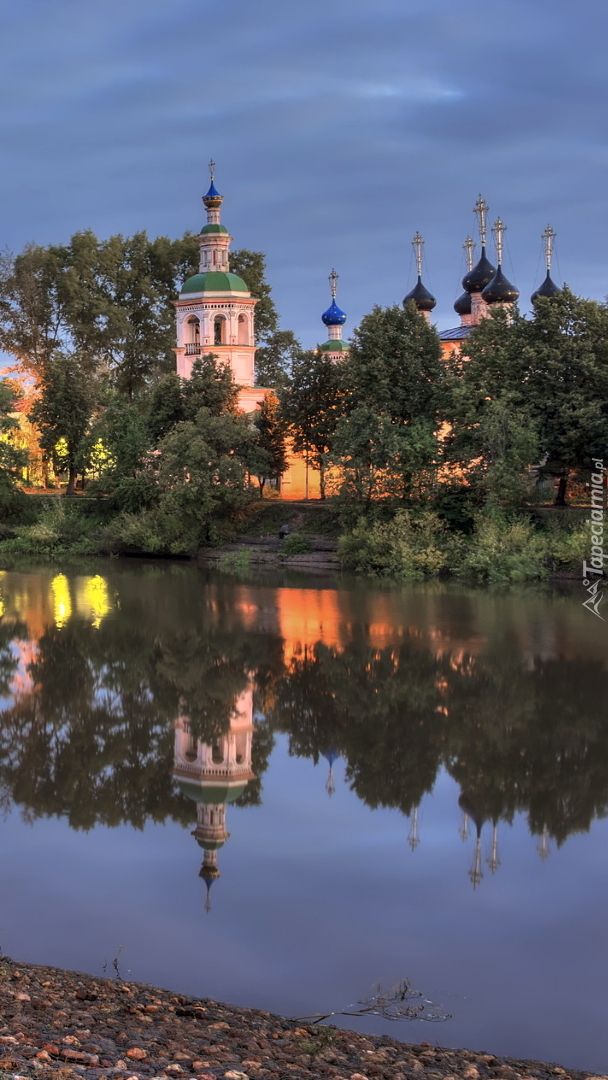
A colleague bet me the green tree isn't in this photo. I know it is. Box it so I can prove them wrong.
[229,250,278,343]
[0,231,200,394]
[450,290,608,506]
[254,329,301,389]
[0,380,27,495]
[248,391,289,496]
[147,372,185,444]
[147,354,239,446]
[151,409,255,550]
[282,349,344,499]
[28,352,93,495]
[334,304,445,503]
[85,397,154,512]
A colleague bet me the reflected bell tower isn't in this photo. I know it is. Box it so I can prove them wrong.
[173,684,256,911]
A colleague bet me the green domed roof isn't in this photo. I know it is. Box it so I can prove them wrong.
[200,223,229,235]
[195,838,226,851]
[177,779,248,803]
[180,271,249,295]
[319,339,350,352]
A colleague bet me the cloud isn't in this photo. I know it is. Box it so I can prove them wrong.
[0,0,606,342]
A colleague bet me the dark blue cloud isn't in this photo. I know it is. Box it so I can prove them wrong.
[0,0,606,345]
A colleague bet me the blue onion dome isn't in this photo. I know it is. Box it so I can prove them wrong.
[322,749,340,766]
[403,276,436,312]
[481,266,519,304]
[462,247,496,293]
[531,271,561,304]
[454,290,472,316]
[202,179,223,209]
[322,299,347,326]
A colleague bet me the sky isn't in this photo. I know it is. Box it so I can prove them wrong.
[1,0,608,347]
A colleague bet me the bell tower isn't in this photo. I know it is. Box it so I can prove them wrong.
[174,163,261,409]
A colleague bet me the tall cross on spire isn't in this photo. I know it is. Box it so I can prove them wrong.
[541,224,557,271]
[208,159,216,182]
[491,217,506,265]
[329,268,339,299]
[463,235,476,272]
[411,232,424,278]
[473,195,489,246]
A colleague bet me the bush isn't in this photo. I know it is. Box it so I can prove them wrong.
[218,548,252,574]
[544,523,588,573]
[282,533,311,556]
[338,509,449,579]
[454,513,547,584]
[0,498,100,558]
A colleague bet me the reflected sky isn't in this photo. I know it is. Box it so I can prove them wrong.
[0,564,607,1073]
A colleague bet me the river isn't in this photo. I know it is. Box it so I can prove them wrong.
[0,562,606,1072]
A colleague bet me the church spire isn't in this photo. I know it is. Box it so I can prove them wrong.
[403,233,436,322]
[462,196,496,324]
[531,225,561,303]
[482,217,519,306]
[454,236,475,323]
[319,269,349,358]
[198,160,230,272]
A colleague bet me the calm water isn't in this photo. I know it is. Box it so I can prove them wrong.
[0,563,607,1072]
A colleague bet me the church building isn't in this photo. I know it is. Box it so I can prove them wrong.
[174,173,561,500]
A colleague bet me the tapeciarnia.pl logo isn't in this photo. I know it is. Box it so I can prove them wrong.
[582,458,606,619]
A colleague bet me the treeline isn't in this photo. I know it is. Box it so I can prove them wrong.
[1,229,607,577]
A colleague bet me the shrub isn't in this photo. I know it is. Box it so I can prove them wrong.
[0,499,100,558]
[454,513,547,584]
[282,533,311,556]
[338,509,449,579]
[218,548,252,574]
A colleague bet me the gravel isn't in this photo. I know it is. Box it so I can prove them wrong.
[0,957,604,1080]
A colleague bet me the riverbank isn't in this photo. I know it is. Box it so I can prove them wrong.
[0,958,602,1080]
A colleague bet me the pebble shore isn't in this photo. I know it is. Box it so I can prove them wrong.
[0,957,603,1080]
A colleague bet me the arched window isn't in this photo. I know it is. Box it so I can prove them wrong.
[212,743,224,764]
[187,316,200,344]
[237,314,248,344]
[214,315,225,346]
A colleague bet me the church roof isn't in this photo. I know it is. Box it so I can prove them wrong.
[319,339,350,352]
[200,223,229,235]
[462,247,496,293]
[438,326,473,341]
[180,271,249,295]
[481,266,519,304]
[177,779,248,803]
[404,276,436,312]
[531,271,561,303]
[322,300,347,326]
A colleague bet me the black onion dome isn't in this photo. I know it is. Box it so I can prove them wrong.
[403,276,436,312]
[531,271,561,304]
[462,246,496,293]
[481,265,519,304]
[454,290,472,316]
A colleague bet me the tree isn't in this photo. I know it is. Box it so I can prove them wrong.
[85,396,154,511]
[153,410,255,549]
[254,329,301,389]
[331,304,445,504]
[0,380,27,498]
[147,355,239,446]
[182,353,239,418]
[248,391,289,496]
[282,350,344,499]
[0,231,201,394]
[28,352,93,495]
[229,250,278,343]
[348,303,445,424]
[449,290,608,505]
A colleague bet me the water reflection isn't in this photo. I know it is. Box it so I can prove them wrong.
[0,567,607,902]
